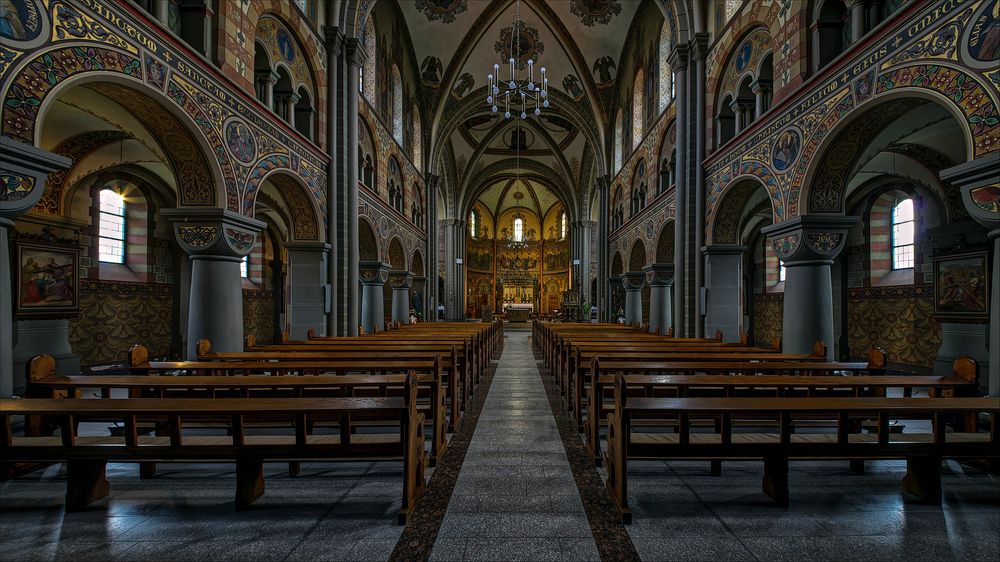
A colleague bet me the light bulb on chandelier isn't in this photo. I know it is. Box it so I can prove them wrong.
[486,0,549,119]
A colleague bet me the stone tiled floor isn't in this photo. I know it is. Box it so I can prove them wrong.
[428,332,600,561]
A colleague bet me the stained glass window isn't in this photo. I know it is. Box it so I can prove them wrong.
[391,65,403,145]
[560,212,567,240]
[98,189,126,264]
[779,260,786,282]
[658,24,672,112]
[240,255,249,278]
[891,198,915,269]
[362,18,376,105]
[632,70,644,149]
[614,111,623,173]
[514,217,523,242]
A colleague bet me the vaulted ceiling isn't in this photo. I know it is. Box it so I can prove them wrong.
[395,0,663,222]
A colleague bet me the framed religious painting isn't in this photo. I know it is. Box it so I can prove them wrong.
[933,251,990,320]
[15,241,80,318]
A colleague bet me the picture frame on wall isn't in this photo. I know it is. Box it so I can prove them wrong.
[15,241,80,318]
[933,251,990,320]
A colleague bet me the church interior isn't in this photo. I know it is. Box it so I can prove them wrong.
[1,0,998,560]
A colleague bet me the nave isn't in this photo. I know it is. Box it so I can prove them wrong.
[3,326,998,561]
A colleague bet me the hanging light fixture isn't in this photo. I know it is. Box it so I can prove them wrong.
[487,0,548,119]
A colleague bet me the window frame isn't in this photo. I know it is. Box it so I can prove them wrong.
[890,197,915,270]
[98,188,127,265]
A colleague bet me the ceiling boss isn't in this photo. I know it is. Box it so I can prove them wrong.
[487,0,549,119]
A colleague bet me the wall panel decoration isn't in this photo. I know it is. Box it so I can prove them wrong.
[69,280,174,365]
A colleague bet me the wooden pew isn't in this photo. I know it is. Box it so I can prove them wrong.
[584,366,976,465]
[2,374,427,523]
[194,340,465,433]
[122,352,448,459]
[602,374,1000,522]
[239,339,473,430]
[26,355,448,466]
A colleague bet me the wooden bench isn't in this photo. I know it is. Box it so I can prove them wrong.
[584,369,978,465]
[26,355,448,466]
[602,373,1000,522]
[2,373,427,523]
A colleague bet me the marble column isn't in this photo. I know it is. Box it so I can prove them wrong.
[762,216,858,359]
[425,174,440,321]
[644,264,674,335]
[751,79,771,118]
[693,33,708,340]
[442,219,465,321]
[1,138,72,397]
[342,38,365,335]
[286,242,329,340]
[359,261,390,333]
[730,99,744,134]
[622,272,645,327]
[847,0,867,43]
[703,245,745,342]
[942,156,999,395]
[287,92,301,129]
[389,271,414,325]
[162,208,264,358]
[668,46,688,336]
[324,27,342,336]
[571,220,593,318]
[155,0,169,24]
[265,71,279,112]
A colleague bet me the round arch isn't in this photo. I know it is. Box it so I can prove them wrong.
[15,64,228,209]
[388,236,407,270]
[256,170,323,242]
[628,238,647,272]
[708,177,772,245]
[359,217,379,261]
[610,251,624,277]
[411,250,425,276]
[654,219,675,264]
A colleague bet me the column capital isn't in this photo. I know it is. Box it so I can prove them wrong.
[161,207,265,259]
[359,260,390,285]
[425,173,441,189]
[324,27,345,54]
[1,137,72,220]
[750,79,772,94]
[608,276,623,289]
[845,0,867,9]
[941,155,1000,236]
[702,244,747,256]
[621,271,646,290]
[761,215,859,265]
[388,270,414,289]
[344,38,367,69]
[442,218,466,229]
[643,263,675,286]
[268,70,280,85]
[667,44,689,72]
[690,33,711,62]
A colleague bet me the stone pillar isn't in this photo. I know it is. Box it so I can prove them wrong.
[155,0,169,24]
[324,27,342,336]
[287,92,301,129]
[389,271,414,325]
[359,261,389,333]
[644,264,674,335]
[703,245,745,342]
[622,272,645,327]
[442,219,465,321]
[668,46,689,336]
[751,79,771,118]
[596,176,610,321]
[341,38,365,335]
[425,174,440,320]
[941,156,999,395]
[1,138,72,397]
[847,0,867,43]
[608,277,624,322]
[692,32,708,340]
[265,71,279,111]
[286,242,329,340]
[162,208,264,358]
[762,216,858,359]
[412,276,427,322]
[730,99,743,134]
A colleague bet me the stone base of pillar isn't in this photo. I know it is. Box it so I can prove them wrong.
[934,322,989,392]
[12,319,80,396]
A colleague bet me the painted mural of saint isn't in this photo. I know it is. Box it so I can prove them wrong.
[0,0,28,40]
[969,0,1000,62]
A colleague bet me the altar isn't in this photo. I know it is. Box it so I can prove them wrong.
[505,303,533,322]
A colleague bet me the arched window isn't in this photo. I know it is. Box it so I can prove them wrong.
[387,157,404,213]
[469,209,479,238]
[98,189,126,264]
[778,260,786,282]
[240,255,249,278]
[560,211,567,240]
[658,23,672,113]
[412,107,422,172]
[614,110,623,174]
[632,69,644,149]
[391,65,403,145]
[891,198,915,269]
[513,216,524,242]
[362,17,376,105]
[812,0,850,73]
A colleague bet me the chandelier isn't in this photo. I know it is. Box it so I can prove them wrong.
[487,0,549,119]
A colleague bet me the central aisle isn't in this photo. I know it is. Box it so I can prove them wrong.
[429,331,600,561]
